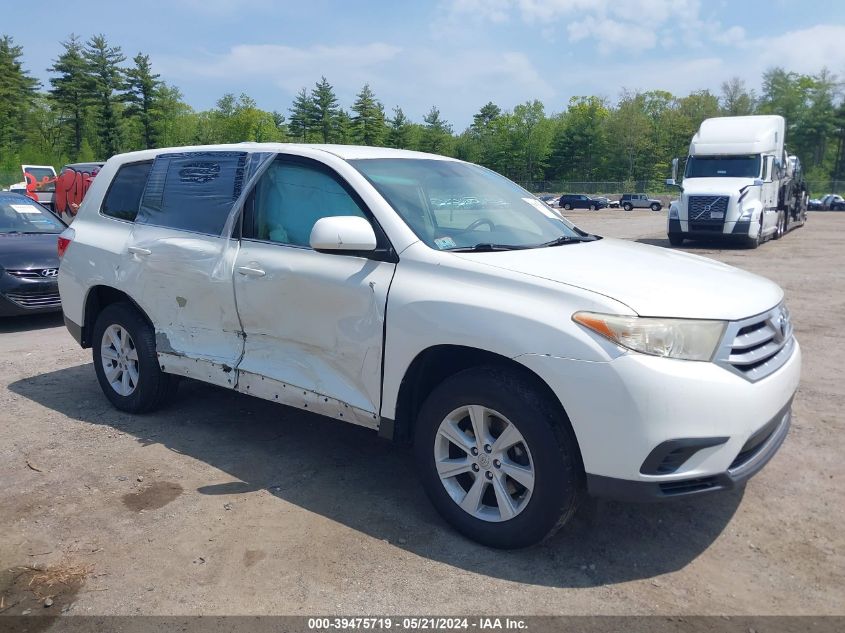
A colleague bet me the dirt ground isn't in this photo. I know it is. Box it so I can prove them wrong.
[1,210,843,616]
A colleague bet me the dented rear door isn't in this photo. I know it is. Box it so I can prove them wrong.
[123,151,246,387]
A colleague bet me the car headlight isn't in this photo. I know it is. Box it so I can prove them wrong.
[572,312,726,361]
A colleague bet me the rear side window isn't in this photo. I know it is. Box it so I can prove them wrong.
[101,161,153,221]
[137,151,247,235]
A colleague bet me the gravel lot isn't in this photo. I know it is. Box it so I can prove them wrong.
[1,210,843,616]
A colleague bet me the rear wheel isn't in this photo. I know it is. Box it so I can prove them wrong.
[590,204,598,211]
[415,366,582,549]
[563,203,572,210]
[651,203,662,212]
[623,203,633,211]
[92,303,178,413]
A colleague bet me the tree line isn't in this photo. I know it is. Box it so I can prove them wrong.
[2,33,844,191]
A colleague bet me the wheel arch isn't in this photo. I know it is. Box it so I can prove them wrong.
[387,344,583,463]
[79,285,153,348]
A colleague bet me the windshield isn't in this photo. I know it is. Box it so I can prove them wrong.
[0,197,65,234]
[685,155,761,179]
[350,159,585,250]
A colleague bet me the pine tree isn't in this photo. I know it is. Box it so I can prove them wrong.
[386,107,411,149]
[288,87,315,141]
[351,84,386,146]
[83,34,126,157]
[124,53,162,149]
[420,106,453,154]
[0,35,39,155]
[311,76,340,143]
[49,35,91,158]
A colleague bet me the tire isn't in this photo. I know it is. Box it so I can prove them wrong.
[590,204,598,211]
[623,203,633,211]
[773,211,784,240]
[651,203,662,212]
[563,203,572,210]
[745,219,762,249]
[414,366,583,549]
[668,233,684,247]
[92,302,178,413]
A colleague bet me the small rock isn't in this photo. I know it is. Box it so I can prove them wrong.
[31,562,47,571]
[22,609,31,615]
[193,556,205,564]
[223,503,232,511]
[146,586,154,592]
[43,597,53,608]
[137,476,144,482]
[61,604,72,614]
[117,476,127,481]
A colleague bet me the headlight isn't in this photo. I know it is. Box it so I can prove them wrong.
[573,312,726,361]
[669,205,679,219]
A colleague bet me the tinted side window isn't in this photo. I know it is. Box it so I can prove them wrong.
[137,151,247,234]
[245,160,367,247]
[101,161,153,221]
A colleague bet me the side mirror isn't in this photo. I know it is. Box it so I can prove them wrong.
[310,216,377,252]
[671,157,679,182]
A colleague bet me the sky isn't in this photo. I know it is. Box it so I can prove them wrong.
[6,0,845,128]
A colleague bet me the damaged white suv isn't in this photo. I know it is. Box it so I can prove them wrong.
[59,144,801,548]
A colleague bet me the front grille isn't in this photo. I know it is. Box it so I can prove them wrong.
[716,304,795,382]
[5,268,58,279]
[688,195,729,232]
[659,476,719,496]
[5,289,61,309]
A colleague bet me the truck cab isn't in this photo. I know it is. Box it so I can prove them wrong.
[667,115,788,248]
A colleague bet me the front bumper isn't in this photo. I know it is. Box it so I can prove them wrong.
[515,339,801,498]
[0,277,62,316]
[669,218,751,240]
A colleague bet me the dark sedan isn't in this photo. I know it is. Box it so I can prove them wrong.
[558,194,607,210]
[0,192,66,316]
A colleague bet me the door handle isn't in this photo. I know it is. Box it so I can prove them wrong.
[237,266,266,277]
[128,246,151,256]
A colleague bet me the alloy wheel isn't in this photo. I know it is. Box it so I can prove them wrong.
[100,324,140,396]
[433,405,535,522]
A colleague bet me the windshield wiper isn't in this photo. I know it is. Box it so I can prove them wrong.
[446,243,530,252]
[538,235,597,247]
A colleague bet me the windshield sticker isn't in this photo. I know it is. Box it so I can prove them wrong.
[522,197,560,219]
[434,236,457,249]
[10,204,42,214]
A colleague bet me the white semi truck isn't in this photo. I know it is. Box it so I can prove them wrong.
[666,115,806,248]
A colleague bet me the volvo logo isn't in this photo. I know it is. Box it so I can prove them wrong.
[40,268,58,278]
[703,204,712,212]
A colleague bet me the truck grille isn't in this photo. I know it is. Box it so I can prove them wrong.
[688,195,729,232]
[716,304,795,382]
[5,289,62,309]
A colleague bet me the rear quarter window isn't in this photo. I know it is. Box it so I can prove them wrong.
[136,151,247,235]
[101,161,153,222]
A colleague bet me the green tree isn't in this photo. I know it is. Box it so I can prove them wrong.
[548,96,609,181]
[311,76,340,143]
[124,53,162,149]
[386,106,412,149]
[351,83,386,145]
[721,77,756,116]
[288,88,316,141]
[0,35,39,157]
[420,106,453,154]
[49,34,92,157]
[83,34,126,157]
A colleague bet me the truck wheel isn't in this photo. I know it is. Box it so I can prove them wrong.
[414,366,582,549]
[92,303,178,413]
[773,212,784,240]
[668,234,684,247]
[623,203,633,211]
[745,219,763,249]
[651,203,662,212]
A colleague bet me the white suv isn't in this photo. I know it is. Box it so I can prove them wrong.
[58,144,801,548]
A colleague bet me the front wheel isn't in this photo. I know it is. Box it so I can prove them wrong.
[745,219,763,249]
[414,366,583,549]
[92,303,178,413]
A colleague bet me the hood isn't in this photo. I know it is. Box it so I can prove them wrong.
[0,233,61,270]
[682,177,755,196]
[455,238,782,320]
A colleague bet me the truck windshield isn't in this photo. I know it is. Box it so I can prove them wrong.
[350,158,585,251]
[685,155,761,179]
